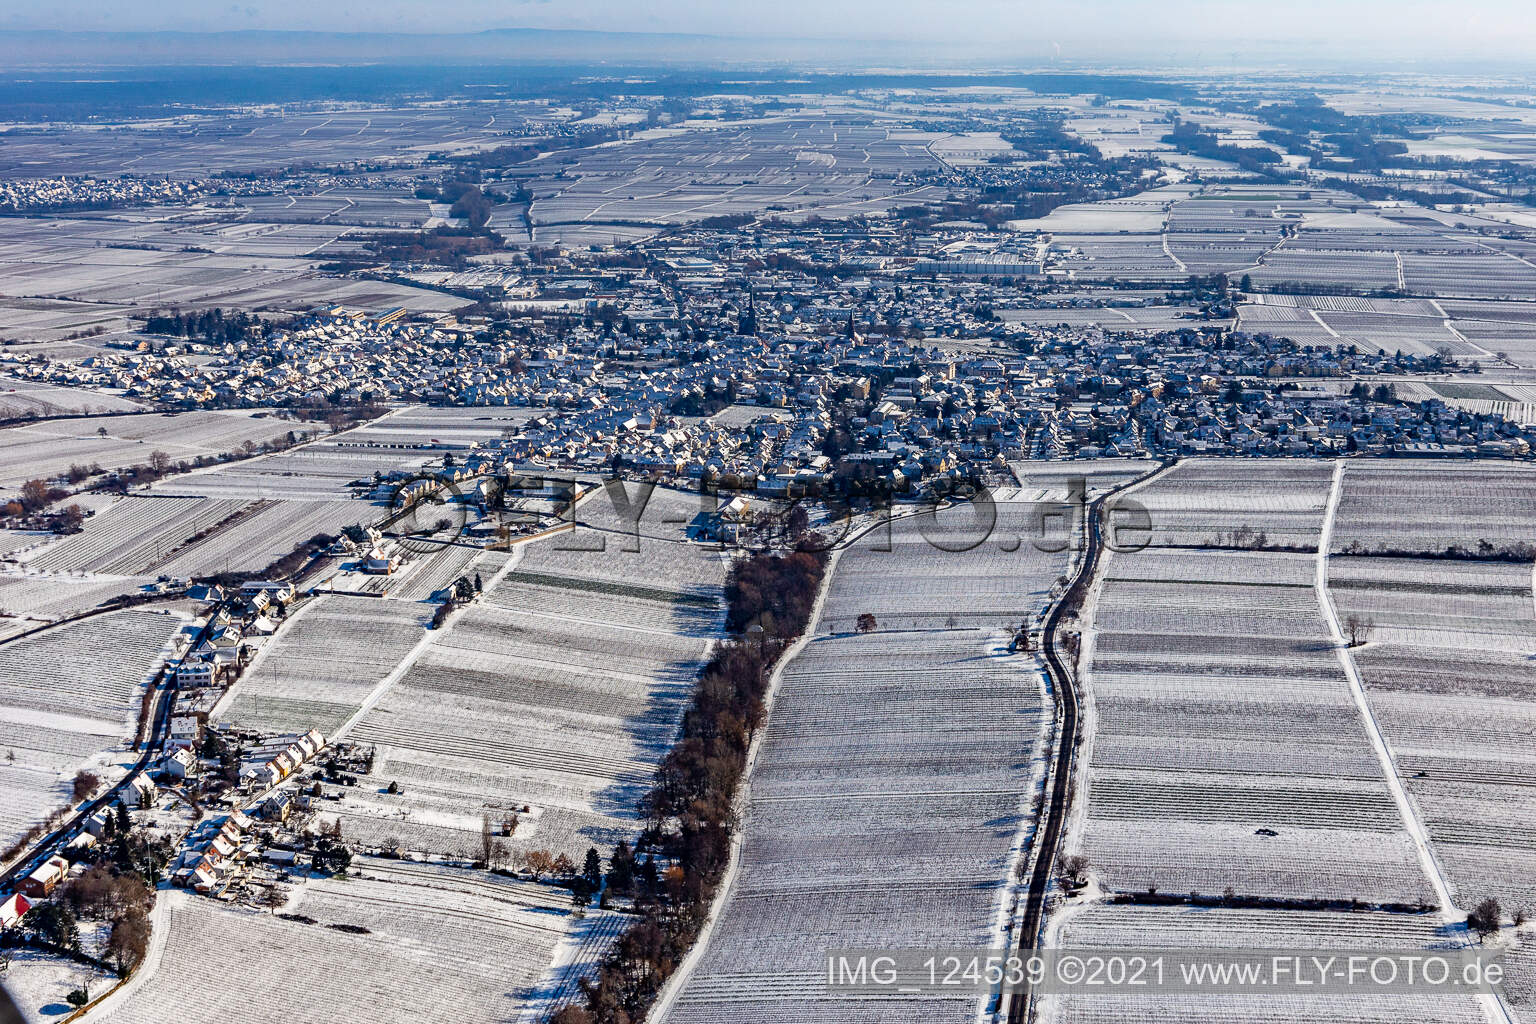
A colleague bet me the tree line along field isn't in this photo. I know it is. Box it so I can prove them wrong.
[0,608,185,852]
[658,476,1147,1024]
[315,486,728,863]
[0,410,297,495]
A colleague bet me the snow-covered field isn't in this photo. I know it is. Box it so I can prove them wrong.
[1332,459,1536,554]
[1329,461,1536,919]
[220,595,432,736]
[0,410,293,494]
[0,608,184,850]
[27,495,246,574]
[97,858,620,1024]
[1040,902,1486,1024]
[325,487,727,861]
[1076,461,1434,903]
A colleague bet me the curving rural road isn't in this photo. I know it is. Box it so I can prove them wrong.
[1005,460,1175,1024]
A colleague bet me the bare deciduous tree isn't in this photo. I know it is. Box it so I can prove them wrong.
[1469,898,1502,940]
[1344,615,1374,648]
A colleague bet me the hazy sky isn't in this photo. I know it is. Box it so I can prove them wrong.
[6,0,1536,62]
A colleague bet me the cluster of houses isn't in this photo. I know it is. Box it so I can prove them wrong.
[4,206,1534,502]
[166,728,325,895]
[0,174,207,214]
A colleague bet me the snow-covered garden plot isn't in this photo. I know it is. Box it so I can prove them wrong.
[98,858,608,1024]
[332,486,726,860]
[27,495,246,574]
[663,499,1069,1024]
[220,596,429,736]
[1,946,115,1023]
[1331,459,1536,554]
[0,609,182,850]
[1080,485,1432,902]
[1038,903,1486,1024]
[1126,459,1335,550]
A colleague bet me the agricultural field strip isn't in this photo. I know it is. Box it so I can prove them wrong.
[95,857,600,1024]
[1316,460,1466,921]
[318,487,728,863]
[27,495,248,574]
[661,496,1090,1023]
[217,595,431,735]
[1038,903,1488,1024]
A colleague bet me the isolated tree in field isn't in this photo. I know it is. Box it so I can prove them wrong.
[856,612,878,634]
[523,849,557,880]
[19,478,49,512]
[1061,854,1089,884]
[1344,615,1374,648]
[257,885,286,916]
[480,813,496,866]
[1468,897,1502,940]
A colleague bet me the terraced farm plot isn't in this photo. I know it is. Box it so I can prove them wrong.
[661,493,1099,1024]
[220,596,431,736]
[98,858,617,1024]
[330,486,726,861]
[0,608,183,850]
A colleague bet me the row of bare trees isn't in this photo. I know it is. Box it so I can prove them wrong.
[558,540,829,1024]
